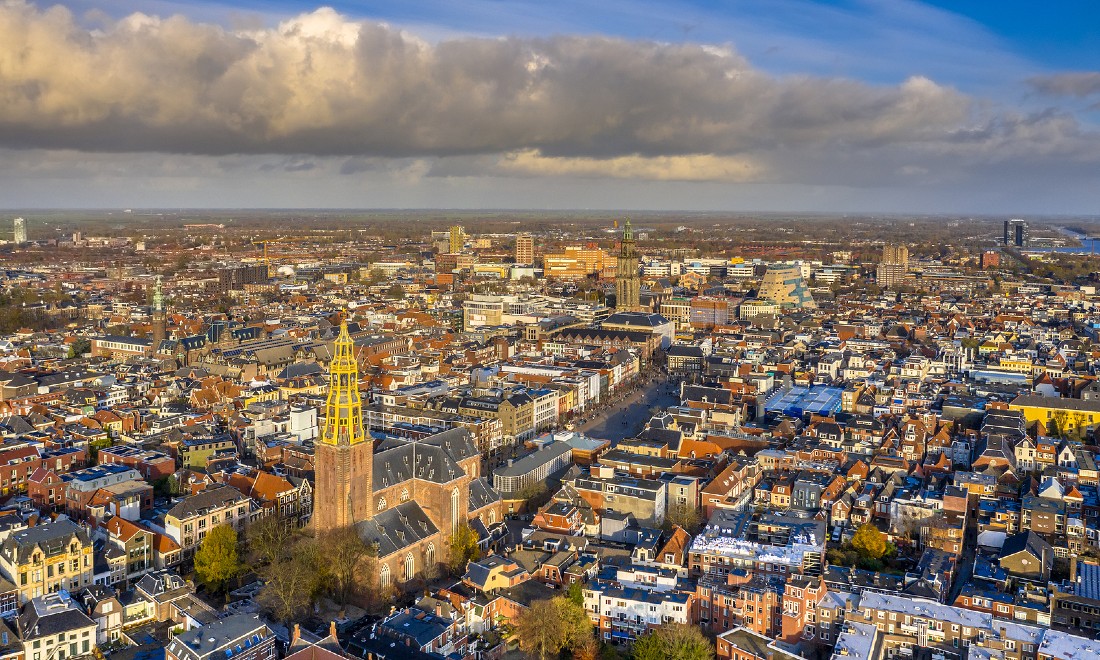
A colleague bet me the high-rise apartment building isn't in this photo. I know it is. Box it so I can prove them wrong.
[151,276,167,345]
[449,225,465,254]
[1004,219,1029,247]
[876,243,909,288]
[515,234,534,265]
[217,264,268,291]
[12,217,26,244]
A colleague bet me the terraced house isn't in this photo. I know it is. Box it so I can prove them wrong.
[163,485,251,560]
[0,519,93,601]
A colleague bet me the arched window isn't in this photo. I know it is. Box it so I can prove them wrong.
[400,488,410,502]
[404,553,415,582]
[377,497,387,511]
[488,509,496,525]
[425,543,436,568]
[451,488,461,535]
[379,564,391,589]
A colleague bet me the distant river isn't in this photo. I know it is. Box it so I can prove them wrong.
[1032,228,1100,254]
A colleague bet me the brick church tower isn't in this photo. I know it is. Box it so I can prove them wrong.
[615,218,641,311]
[313,320,373,534]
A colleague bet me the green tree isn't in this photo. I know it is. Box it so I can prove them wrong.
[630,632,666,660]
[67,338,90,358]
[851,523,888,560]
[515,482,549,506]
[385,284,406,299]
[566,580,585,607]
[194,525,241,593]
[632,623,713,660]
[449,522,481,575]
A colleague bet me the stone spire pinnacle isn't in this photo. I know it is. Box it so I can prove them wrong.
[152,276,165,313]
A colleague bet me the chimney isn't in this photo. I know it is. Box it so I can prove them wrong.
[291,624,300,644]
[329,621,338,639]
[435,603,442,617]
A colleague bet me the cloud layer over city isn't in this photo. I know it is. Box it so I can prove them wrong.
[0,1,1098,209]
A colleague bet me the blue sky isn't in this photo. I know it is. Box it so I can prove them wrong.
[2,0,1099,212]
[73,0,1100,81]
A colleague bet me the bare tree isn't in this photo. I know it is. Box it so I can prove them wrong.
[322,527,371,607]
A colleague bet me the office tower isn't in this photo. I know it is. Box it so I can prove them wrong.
[515,234,534,265]
[12,218,26,244]
[615,219,641,311]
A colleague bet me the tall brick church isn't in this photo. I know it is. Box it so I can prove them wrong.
[313,321,503,590]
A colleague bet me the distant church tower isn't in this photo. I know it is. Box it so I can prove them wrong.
[151,276,167,346]
[313,320,374,534]
[615,219,641,311]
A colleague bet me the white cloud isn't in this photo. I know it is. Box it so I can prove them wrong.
[0,1,1096,200]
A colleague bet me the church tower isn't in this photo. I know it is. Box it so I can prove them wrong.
[313,319,374,534]
[151,276,167,346]
[615,219,641,312]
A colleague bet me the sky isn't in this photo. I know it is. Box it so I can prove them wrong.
[1,0,1099,213]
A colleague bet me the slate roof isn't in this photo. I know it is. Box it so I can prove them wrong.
[380,608,454,648]
[999,530,1052,563]
[166,485,248,520]
[17,593,96,640]
[374,444,457,489]
[356,501,439,558]
[167,613,271,660]
[468,477,502,511]
[1,519,89,566]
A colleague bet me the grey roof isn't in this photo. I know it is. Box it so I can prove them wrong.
[17,594,96,640]
[495,442,572,478]
[0,415,33,435]
[1,519,90,566]
[1073,560,1100,600]
[167,614,271,660]
[667,345,705,358]
[135,570,190,602]
[380,609,453,647]
[356,501,439,558]
[468,477,502,511]
[277,361,324,379]
[166,485,248,520]
[999,530,1052,562]
[603,312,670,327]
[372,429,476,490]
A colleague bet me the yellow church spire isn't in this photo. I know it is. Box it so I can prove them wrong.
[321,318,365,446]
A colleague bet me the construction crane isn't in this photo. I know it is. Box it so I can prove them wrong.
[251,236,317,276]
